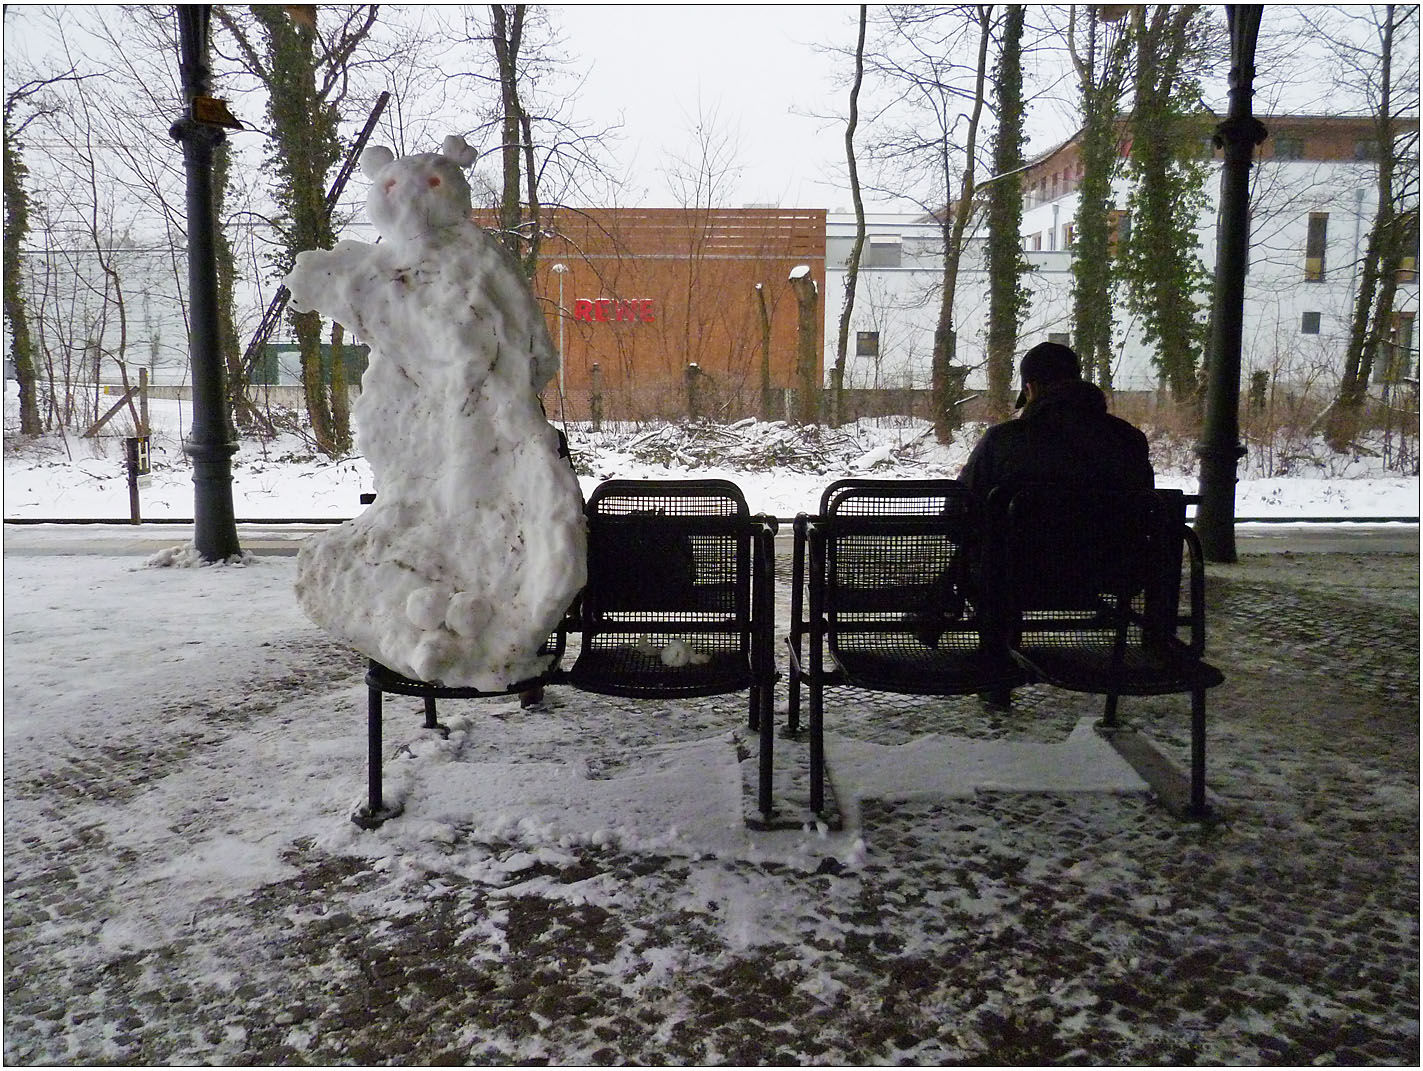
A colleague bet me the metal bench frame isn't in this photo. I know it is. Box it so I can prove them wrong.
[787,478,1222,820]
[356,478,780,828]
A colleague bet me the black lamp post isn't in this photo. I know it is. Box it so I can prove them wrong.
[170,5,242,561]
[1194,5,1267,563]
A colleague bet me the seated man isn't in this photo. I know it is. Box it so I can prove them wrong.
[959,340,1154,497]
[911,343,1154,699]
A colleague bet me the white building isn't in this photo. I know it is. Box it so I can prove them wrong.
[826,114,1420,404]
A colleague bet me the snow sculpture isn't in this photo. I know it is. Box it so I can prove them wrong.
[284,135,586,690]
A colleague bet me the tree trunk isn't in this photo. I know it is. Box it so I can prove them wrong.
[789,271,820,425]
[1124,6,1211,406]
[984,5,1028,424]
[296,310,334,454]
[2,116,42,435]
[832,5,869,430]
[491,4,527,262]
[755,283,773,421]
[213,140,263,431]
[1069,10,1129,391]
[1327,4,1399,451]
[329,319,352,454]
[931,4,992,443]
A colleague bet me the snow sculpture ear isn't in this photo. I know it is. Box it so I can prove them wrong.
[441,135,478,169]
[360,145,395,175]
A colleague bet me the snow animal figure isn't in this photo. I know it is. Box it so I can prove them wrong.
[284,135,586,690]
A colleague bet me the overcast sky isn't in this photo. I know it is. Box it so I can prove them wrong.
[2,5,1400,217]
[551,5,862,210]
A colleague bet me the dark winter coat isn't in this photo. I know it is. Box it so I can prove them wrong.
[958,379,1154,498]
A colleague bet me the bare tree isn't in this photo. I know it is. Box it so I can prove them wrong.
[1316,4,1421,450]
[458,6,620,279]
[830,5,869,429]
[858,6,995,443]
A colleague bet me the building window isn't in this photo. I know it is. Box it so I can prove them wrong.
[1301,311,1322,335]
[1062,224,1075,249]
[1304,212,1328,281]
[1274,134,1305,160]
[1397,254,1419,284]
[1031,233,1042,251]
[855,331,880,358]
[1353,138,1379,161]
[1048,332,1071,346]
[867,236,902,269]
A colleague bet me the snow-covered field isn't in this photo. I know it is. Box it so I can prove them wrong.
[2,395,1419,521]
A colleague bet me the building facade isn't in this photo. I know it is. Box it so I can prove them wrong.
[826,114,1419,414]
[529,208,825,423]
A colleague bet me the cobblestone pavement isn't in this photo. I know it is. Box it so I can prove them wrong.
[3,550,1418,1064]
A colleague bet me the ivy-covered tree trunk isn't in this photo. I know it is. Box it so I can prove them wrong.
[984,5,1029,423]
[1122,6,1212,407]
[256,5,341,454]
[1069,7,1131,391]
[329,319,351,455]
[3,113,42,435]
[220,5,373,457]
[213,141,263,432]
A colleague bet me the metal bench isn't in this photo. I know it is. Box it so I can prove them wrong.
[786,479,1027,815]
[991,485,1223,818]
[788,478,1222,820]
[356,478,780,828]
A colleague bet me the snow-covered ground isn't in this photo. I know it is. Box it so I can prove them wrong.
[3,393,1419,1063]
[3,395,1419,521]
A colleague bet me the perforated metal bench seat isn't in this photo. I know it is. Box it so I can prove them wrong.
[829,634,1026,696]
[566,636,755,699]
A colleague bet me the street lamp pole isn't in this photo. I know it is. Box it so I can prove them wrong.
[551,263,568,409]
[1195,5,1267,563]
[170,5,242,562]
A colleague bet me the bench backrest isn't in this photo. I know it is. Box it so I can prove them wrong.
[992,486,1184,645]
[816,479,982,651]
[581,478,754,639]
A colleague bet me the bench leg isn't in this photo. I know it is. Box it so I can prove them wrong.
[353,685,403,829]
[757,685,774,819]
[1188,687,1208,818]
[786,637,802,735]
[1102,692,1120,728]
[809,677,825,816]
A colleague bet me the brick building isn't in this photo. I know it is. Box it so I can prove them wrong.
[527,208,826,422]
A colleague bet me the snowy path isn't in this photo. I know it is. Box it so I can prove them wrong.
[2,547,1418,1063]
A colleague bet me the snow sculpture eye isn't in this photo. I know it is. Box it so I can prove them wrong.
[384,179,397,192]
[428,176,441,188]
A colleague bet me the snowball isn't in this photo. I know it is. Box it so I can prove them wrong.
[405,586,451,631]
[658,639,711,667]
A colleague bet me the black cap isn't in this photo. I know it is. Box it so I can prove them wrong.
[1014,341,1082,409]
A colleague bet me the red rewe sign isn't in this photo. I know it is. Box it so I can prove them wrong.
[573,298,655,324]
